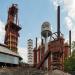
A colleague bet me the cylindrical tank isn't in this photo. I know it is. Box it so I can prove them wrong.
[41,22,52,38]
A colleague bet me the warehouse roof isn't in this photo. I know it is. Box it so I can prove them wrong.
[0,43,20,57]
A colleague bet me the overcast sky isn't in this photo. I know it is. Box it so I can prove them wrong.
[0,0,75,62]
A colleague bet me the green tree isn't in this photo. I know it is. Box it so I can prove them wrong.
[64,41,75,71]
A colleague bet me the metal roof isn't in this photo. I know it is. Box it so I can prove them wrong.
[0,43,20,57]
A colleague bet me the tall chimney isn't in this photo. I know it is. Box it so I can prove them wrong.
[57,6,60,38]
[69,30,71,56]
[36,37,37,49]
[41,39,43,45]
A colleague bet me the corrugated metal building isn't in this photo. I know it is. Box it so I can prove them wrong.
[0,4,22,67]
[0,44,22,66]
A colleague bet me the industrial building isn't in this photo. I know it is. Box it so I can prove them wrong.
[27,39,33,66]
[4,4,21,53]
[0,44,21,66]
[0,4,22,67]
[33,6,71,70]
[0,3,71,73]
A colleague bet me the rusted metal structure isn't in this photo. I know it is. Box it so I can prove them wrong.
[33,6,70,70]
[36,34,65,70]
[33,38,37,67]
[4,4,21,53]
[0,4,22,67]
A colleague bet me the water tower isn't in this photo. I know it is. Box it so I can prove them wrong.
[41,22,52,68]
[41,22,52,51]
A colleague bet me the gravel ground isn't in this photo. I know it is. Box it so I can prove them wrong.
[0,67,45,75]
[44,69,71,75]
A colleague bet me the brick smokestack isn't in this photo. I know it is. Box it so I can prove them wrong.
[57,6,60,38]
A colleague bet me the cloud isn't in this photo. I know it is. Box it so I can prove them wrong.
[0,20,5,43]
[71,30,75,41]
[18,47,28,63]
[65,16,73,30]
[52,0,58,9]
[51,0,64,9]
[64,0,72,10]
[37,38,41,47]
[63,0,75,41]
[51,0,75,41]
[64,0,75,28]
[51,0,75,29]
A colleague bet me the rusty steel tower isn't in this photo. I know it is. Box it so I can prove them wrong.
[4,4,21,53]
[34,6,69,71]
